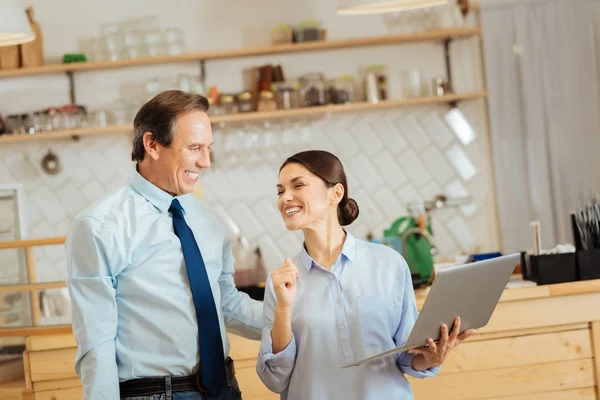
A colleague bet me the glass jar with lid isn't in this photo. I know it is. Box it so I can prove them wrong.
[327,74,356,104]
[236,91,254,113]
[299,73,327,107]
[272,81,301,110]
[207,96,223,117]
[257,91,277,112]
[220,94,238,114]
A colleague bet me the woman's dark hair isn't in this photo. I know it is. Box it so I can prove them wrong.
[280,150,359,226]
[131,90,210,162]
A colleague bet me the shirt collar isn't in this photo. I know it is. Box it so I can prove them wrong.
[298,230,357,271]
[129,168,187,213]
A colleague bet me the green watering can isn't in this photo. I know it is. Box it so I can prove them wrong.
[384,216,435,283]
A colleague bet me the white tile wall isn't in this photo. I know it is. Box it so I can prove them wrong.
[227,202,265,243]
[420,111,455,149]
[349,120,385,157]
[445,179,479,217]
[446,144,477,181]
[373,187,403,222]
[251,198,287,239]
[396,183,423,206]
[371,150,407,190]
[0,106,498,280]
[397,149,433,189]
[353,189,386,226]
[420,147,455,185]
[397,116,431,153]
[349,154,385,192]
[372,116,409,155]
[431,217,459,256]
[446,214,478,253]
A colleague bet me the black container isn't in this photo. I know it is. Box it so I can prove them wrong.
[237,285,265,301]
[522,252,577,285]
[576,249,600,280]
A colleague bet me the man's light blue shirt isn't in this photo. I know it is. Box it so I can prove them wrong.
[66,170,262,400]
[256,231,439,400]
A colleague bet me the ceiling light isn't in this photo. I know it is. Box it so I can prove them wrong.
[337,0,448,15]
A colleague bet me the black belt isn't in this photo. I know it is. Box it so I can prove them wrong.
[119,357,236,398]
[120,375,201,397]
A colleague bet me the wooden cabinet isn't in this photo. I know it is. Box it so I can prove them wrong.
[17,332,277,400]
[408,281,600,400]
[33,386,82,400]
[228,335,278,400]
[5,279,600,399]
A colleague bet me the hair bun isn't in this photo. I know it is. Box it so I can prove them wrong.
[339,197,359,226]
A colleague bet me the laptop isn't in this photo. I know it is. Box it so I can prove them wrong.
[344,253,520,367]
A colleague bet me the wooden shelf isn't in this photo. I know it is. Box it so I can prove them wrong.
[0,28,481,78]
[0,282,67,294]
[0,91,487,144]
[0,237,66,250]
[0,325,72,338]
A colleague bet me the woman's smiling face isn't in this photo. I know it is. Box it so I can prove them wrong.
[276,162,338,231]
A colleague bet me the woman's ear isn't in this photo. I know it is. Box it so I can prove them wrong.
[330,183,345,206]
[143,132,159,160]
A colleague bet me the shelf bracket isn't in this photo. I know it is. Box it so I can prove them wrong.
[199,60,206,88]
[459,0,471,16]
[66,71,76,105]
[444,38,454,94]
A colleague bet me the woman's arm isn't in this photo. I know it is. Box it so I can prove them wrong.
[270,258,298,352]
[256,260,300,393]
[272,306,294,353]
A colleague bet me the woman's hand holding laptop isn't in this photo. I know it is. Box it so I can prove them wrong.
[408,317,476,370]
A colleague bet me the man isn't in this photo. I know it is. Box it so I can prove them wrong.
[66,90,263,400]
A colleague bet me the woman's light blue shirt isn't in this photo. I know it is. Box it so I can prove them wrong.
[256,231,438,400]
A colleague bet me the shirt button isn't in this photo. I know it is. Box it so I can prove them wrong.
[340,324,346,330]
[336,298,341,304]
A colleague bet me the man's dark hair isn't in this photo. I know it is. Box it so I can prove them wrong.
[131,90,210,162]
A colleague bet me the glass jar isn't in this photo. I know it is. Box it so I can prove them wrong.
[220,94,238,114]
[271,24,293,45]
[236,91,254,113]
[273,81,301,110]
[327,74,356,104]
[5,114,26,134]
[367,64,388,101]
[299,73,327,107]
[257,91,277,112]
[293,20,322,42]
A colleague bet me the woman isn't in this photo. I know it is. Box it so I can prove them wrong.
[256,150,474,399]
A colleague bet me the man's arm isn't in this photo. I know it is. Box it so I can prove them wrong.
[219,237,263,340]
[66,217,121,399]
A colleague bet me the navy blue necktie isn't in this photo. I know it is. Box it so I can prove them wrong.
[169,199,225,397]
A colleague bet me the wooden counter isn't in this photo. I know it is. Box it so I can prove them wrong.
[408,279,600,399]
[3,279,600,399]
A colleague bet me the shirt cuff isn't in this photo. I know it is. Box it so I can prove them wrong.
[396,352,440,379]
[259,330,297,368]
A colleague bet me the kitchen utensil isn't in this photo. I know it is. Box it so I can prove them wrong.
[41,148,61,175]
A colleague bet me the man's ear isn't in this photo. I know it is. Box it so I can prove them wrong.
[143,132,159,160]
